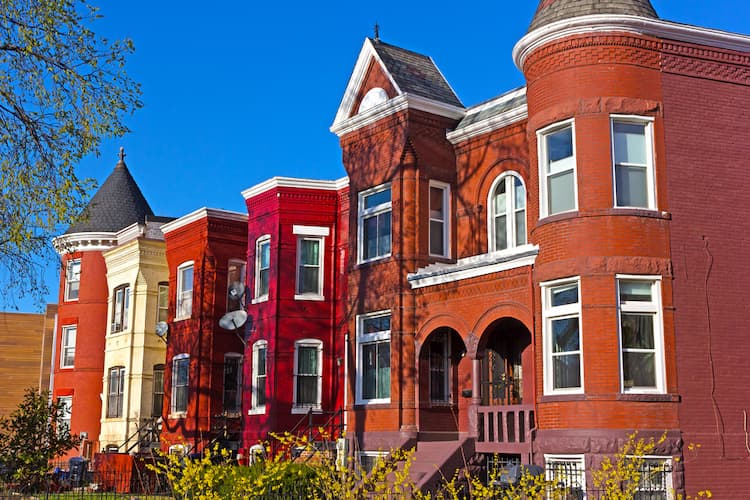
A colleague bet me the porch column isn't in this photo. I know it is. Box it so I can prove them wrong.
[472,357,481,404]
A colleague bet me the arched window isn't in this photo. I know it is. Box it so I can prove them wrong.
[489,172,527,252]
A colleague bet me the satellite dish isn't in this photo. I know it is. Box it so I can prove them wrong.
[228,281,246,301]
[155,321,169,338]
[219,309,247,331]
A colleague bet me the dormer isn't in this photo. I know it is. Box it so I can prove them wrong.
[330,38,465,138]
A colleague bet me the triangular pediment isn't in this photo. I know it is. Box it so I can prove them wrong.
[331,38,464,136]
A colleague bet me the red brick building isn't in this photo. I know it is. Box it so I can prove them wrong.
[241,177,348,446]
[315,0,750,496]
[160,208,248,453]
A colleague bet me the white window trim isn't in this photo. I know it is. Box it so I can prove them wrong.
[356,310,391,405]
[60,325,76,369]
[544,454,586,494]
[157,283,169,323]
[253,235,271,303]
[357,450,389,474]
[292,339,323,413]
[428,180,451,258]
[617,274,665,394]
[357,183,392,264]
[175,261,194,321]
[111,284,131,333]
[538,119,578,218]
[541,277,584,395]
[610,115,656,210]
[170,353,189,417]
[64,259,81,302]
[223,352,243,414]
[295,236,325,301]
[249,340,267,415]
[487,171,527,253]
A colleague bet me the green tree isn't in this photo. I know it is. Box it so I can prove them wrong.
[0,0,141,307]
[0,388,81,492]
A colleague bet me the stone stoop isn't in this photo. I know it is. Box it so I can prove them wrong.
[407,438,476,493]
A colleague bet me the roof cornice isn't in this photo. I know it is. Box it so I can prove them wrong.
[161,207,248,234]
[52,232,118,255]
[447,88,528,144]
[241,176,349,200]
[330,93,465,138]
[514,15,750,69]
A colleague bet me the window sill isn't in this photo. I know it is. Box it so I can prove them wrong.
[251,296,269,305]
[353,400,392,408]
[292,406,322,414]
[617,393,680,402]
[357,255,391,268]
[539,393,680,403]
[247,407,266,416]
[60,366,74,370]
[174,316,191,322]
[168,412,187,420]
[294,294,325,302]
[223,411,242,418]
[537,208,671,228]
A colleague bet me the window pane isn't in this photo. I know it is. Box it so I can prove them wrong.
[297,376,318,405]
[260,242,270,268]
[298,346,318,374]
[365,188,391,209]
[549,170,575,213]
[551,284,578,307]
[257,375,267,406]
[362,343,377,400]
[623,352,656,388]
[299,267,319,294]
[547,128,573,168]
[494,215,507,250]
[614,122,647,165]
[514,177,525,209]
[181,267,193,291]
[175,359,189,385]
[377,342,390,399]
[158,285,169,322]
[621,314,655,349]
[430,186,444,219]
[616,165,648,207]
[552,317,580,353]
[258,348,267,375]
[494,182,507,215]
[259,269,269,296]
[300,240,319,265]
[553,354,581,389]
[620,281,653,302]
[430,220,444,255]
[515,210,526,246]
[378,212,391,256]
[363,315,390,333]
[363,215,378,260]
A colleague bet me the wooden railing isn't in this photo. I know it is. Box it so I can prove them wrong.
[474,404,535,455]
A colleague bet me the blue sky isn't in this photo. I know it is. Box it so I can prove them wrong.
[19,1,749,311]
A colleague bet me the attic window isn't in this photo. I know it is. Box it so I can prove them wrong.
[358,87,388,113]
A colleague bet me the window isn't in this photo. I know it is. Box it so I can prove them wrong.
[226,260,247,312]
[111,284,130,333]
[176,262,193,320]
[254,236,271,300]
[107,366,125,418]
[612,116,655,209]
[542,279,582,394]
[545,455,585,496]
[171,354,189,415]
[358,451,389,475]
[429,181,450,257]
[428,331,450,403]
[152,364,164,417]
[489,172,527,251]
[223,353,243,414]
[157,283,169,323]
[60,325,76,368]
[632,457,673,499]
[296,238,323,298]
[358,185,392,262]
[618,277,664,393]
[57,396,72,432]
[293,340,323,412]
[250,341,267,414]
[356,312,391,404]
[539,121,577,217]
[65,259,81,301]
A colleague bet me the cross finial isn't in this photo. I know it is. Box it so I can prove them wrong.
[374,22,380,41]
[118,147,126,163]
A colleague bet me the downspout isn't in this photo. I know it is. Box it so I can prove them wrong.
[124,277,137,450]
[195,251,207,452]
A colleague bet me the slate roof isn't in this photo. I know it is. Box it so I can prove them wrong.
[456,88,527,129]
[529,0,658,32]
[65,153,155,234]
[370,38,463,108]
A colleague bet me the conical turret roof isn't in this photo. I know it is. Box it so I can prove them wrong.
[65,149,154,234]
[528,0,658,32]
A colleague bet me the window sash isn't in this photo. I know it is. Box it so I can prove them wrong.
[252,343,267,410]
[223,355,242,413]
[294,343,321,408]
[612,118,654,209]
[157,284,169,323]
[618,278,663,392]
[61,326,76,368]
[429,183,449,257]
[543,281,582,393]
[297,238,322,296]
[176,264,193,319]
[226,260,246,312]
[359,186,392,262]
[255,239,271,298]
[172,356,189,413]
[152,366,164,417]
[107,367,125,418]
[491,174,526,251]
[112,285,130,332]
[539,123,576,217]
[65,260,81,301]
